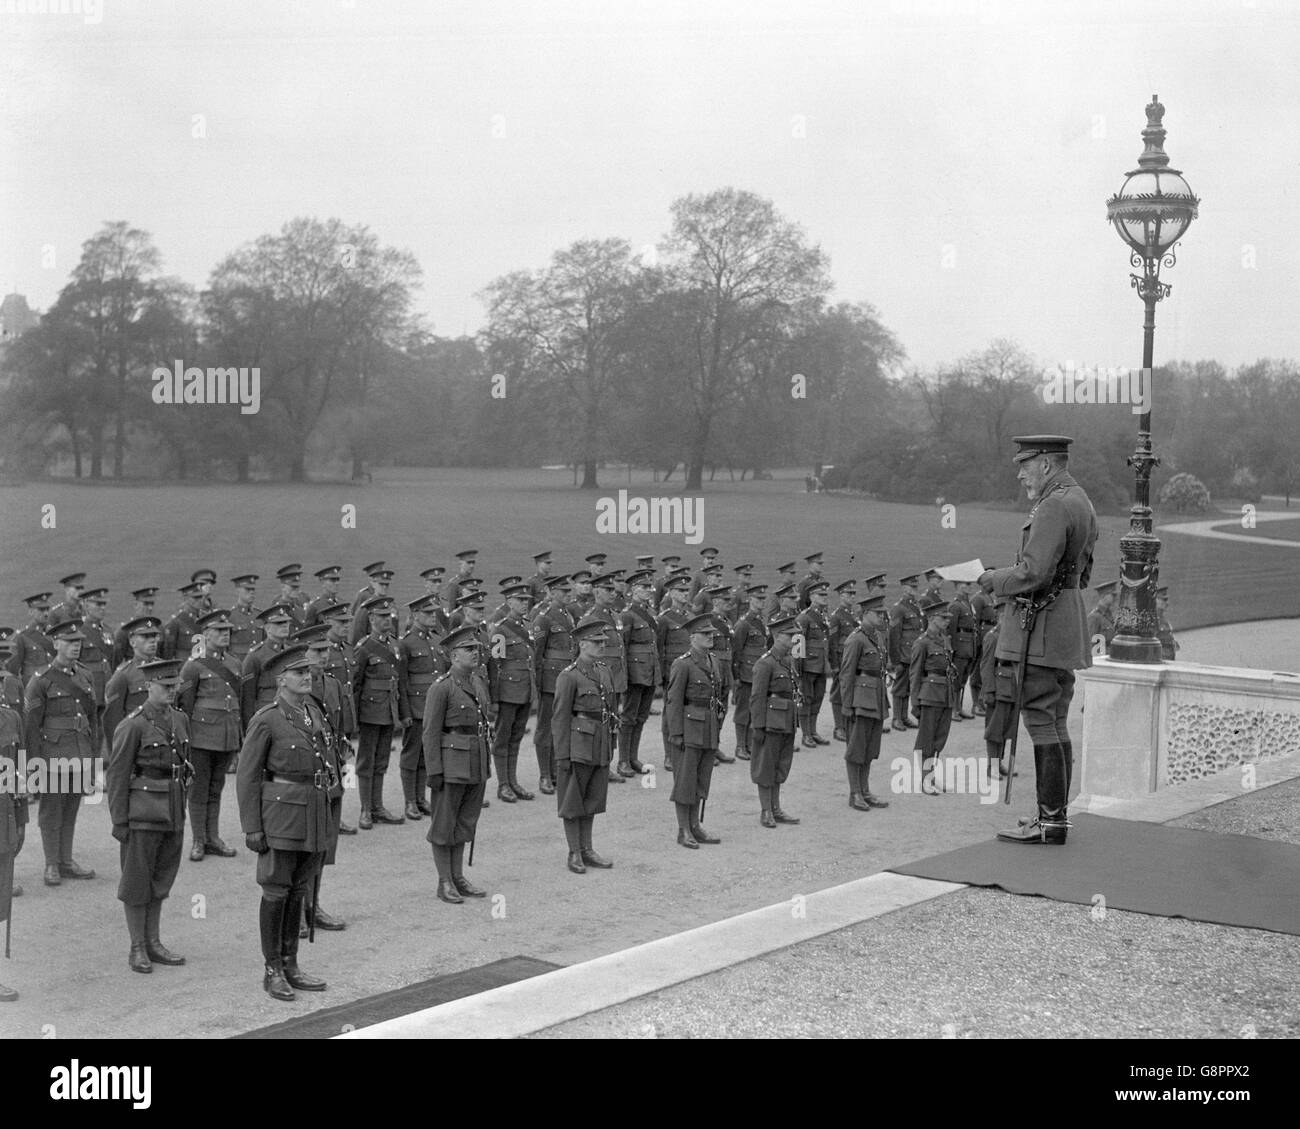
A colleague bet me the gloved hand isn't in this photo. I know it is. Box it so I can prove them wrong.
[245,831,269,854]
[111,824,128,843]
[428,774,444,793]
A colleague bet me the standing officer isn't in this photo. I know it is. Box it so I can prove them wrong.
[1155,586,1179,660]
[748,617,802,829]
[6,594,54,685]
[703,586,736,763]
[105,617,161,741]
[580,575,628,786]
[551,621,617,874]
[422,626,493,904]
[664,615,725,849]
[978,435,1097,845]
[274,565,309,629]
[352,596,408,828]
[241,605,292,728]
[401,568,445,634]
[652,555,682,607]
[0,640,29,1002]
[441,550,479,614]
[227,575,262,666]
[489,585,537,803]
[486,578,523,627]
[303,566,343,628]
[78,588,115,747]
[318,602,358,835]
[526,552,554,607]
[160,582,204,661]
[114,587,159,668]
[177,610,243,861]
[106,658,191,974]
[48,573,86,628]
[947,581,980,720]
[762,563,798,620]
[969,574,999,714]
[922,569,945,606]
[689,564,724,612]
[688,548,720,603]
[25,618,99,886]
[888,574,924,731]
[0,629,23,713]
[299,628,349,932]
[349,567,395,646]
[730,584,768,761]
[236,644,331,1001]
[796,580,832,747]
[839,595,892,810]
[727,565,754,620]
[349,562,386,615]
[978,598,1017,782]
[397,595,448,820]
[827,580,859,742]
[910,599,956,794]
[616,571,659,777]
[531,576,574,795]
[796,552,826,608]
[1087,580,1119,653]
[655,575,694,772]
[566,570,595,621]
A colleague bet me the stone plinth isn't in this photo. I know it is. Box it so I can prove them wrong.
[1076,657,1300,810]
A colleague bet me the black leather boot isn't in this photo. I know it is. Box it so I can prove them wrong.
[281,891,327,990]
[451,843,487,896]
[145,899,185,965]
[996,743,1068,844]
[690,801,720,844]
[260,898,295,1001]
[126,904,151,973]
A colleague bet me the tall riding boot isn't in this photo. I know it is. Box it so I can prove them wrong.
[890,693,908,731]
[996,743,1067,844]
[617,724,634,773]
[831,701,845,741]
[579,815,612,867]
[629,727,647,772]
[862,760,888,807]
[260,897,294,1000]
[508,752,534,800]
[434,844,462,903]
[986,740,1003,780]
[281,890,327,990]
[126,904,151,973]
[400,765,417,806]
[415,765,430,813]
[358,774,373,827]
[847,762,869,810]
[1060,739,1074,800]
[691,800,720,844]
[495,755,516,802]
[145,899,185,965]
[734,723,749,760]
[564,818,585,872]
[676,802,698,848]
[771,783,799,824]
[758,785,775,828]
[451,843,485,896]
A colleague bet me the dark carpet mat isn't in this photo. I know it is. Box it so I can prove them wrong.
[234,955,563,1039]
[889,813,1300,936]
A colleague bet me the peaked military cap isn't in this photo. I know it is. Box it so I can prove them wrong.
[368,568,395,582]
[256,604,294,624]
[456,593,485,609]
[140,658,183,685]
[767,616,800,636]
[1012,435,1074,463]
[316,601,351,620]
[498,575,523,588]
[502,584,533,600]
[313,565,342,580]
[774,583,798,599]
[775,562,796,574]
[661,555,682,566]
[131,586,160,600]
[861,572,887,587]
[408,594,440,613]
[635,555,654,567]
[572,620,609,643]
[419,566,446,580]
[276,564,303,581]
[443,626,484,650]
[732,563,754,574]
[363,596,396,615]
[266,644,312,676]
[899,573,922,585]
[545,574,571,589]
[22,592,51,608]
[124,616,162,636]
[49,618,86,641]
[704,585,732,599]
[362,561,387,576]
[746,584,768,597]
[626,570,655,586]
[591,573,617,590]
[920,599,951,616]
[197,609,233,630]
[833,580,857,594]
[229,575,258,587]
[858,594,887,611]
[584,553,608,567]
[292,624,332,645]
[701,563,722,575]
[804,552,824,564]
[664,575,691,591]
[82,587,109,602]
[533,551,553,563]
[682,614,718,635]
[191,569,217,584]
[178,582,204,596]
[699,547,719,557]
[454,549,478,561]
[59,573,87,590]
[0,626,14,642]
[806,580,830,594]
[569,569,593,583]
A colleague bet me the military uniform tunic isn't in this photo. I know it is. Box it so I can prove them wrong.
[730,609,768,747]
[227,604,263,666]
[422,669,493,846]
[839,627,888,765]
[909,631,956,760]
[795,607,830,734]
[748,650,800,788]
[5,626,54,686]
[617,600,660,764]
[0,699,29,933]
[888,595,923,721]
[26,661,99,868]
[178,650,244,845]
[979,622,1018,744]
[550,657,616,819]
[241,638,287,729]
[531,603,575,779]
[665,648,724,805]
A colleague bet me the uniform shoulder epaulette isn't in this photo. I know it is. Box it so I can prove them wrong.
[433,670,452,683]
[250,701,277,722]
[562,660,579,673]
[126,705,144,720]
[33,663,53,678]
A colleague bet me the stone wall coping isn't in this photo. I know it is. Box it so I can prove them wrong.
[1082,657,1300,698]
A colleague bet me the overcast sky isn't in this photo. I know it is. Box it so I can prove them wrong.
[3,0,1298,372]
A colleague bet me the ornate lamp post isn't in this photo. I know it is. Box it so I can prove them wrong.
[1105,95,1199,663]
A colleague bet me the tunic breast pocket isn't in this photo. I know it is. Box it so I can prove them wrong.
[260,785,308,840]
[440,733,478,782]
[683,704,711,747]
[571,716,599,736]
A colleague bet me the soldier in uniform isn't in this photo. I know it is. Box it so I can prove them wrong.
[352,596,408,828]
[749,616,802,828]
[688,547,721,603]
[531,576,574,795]
[730,584,768,761]
[488,585,537,802]
[348,561,387,615]
[910,599,956,794]
[303,566,343,628]
[78,588,115,749]
[888,574,924,731]
[702,586,735,762]
[978,598,1018,782]
[1087,580,1119,654]
[402,568,448,635]
[580,575,628,786]
[0,635,29,1002]
[796,552,826,608]
[762,562,798,620]
[566,569,595,621]
[318,603,358,835]
[796,580,832,747]
[441,550,479,614]
[191,569,217,614]
[177,610,243,861]
[114,587,159,668]
[655,575,694,772]
[349,567,394,646]
[236,644,331,1001]
[1155,586,1178,660]
[839,596,892,810]
[226,575,262,666]
[6,594,54,685]
[105,617,161,741]
[978,435,1097,845]
[25,618,99,886]
[396,595,448,820]
[160,582,204,661]
[664,615,725,848]
[551,621,618,874]
[947,581,980,720]
[106,658,191,974]
[688,563,724,612]
[0,629,23,714]
[274,564,310,629]
[486,577,524,626]
[423,627,493,904]
[241,605,293,728]
[525,552,553,608]
[968,574,999,715]
[652,555,682,607]
[298,628,349,932]
[727,565,754,621]
[47,573,86,629]
[616,571,659,777]
[922,569,945,607]
[826,580,858,742]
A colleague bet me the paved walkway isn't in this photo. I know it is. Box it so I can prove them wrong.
[1162,509,1300,548]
